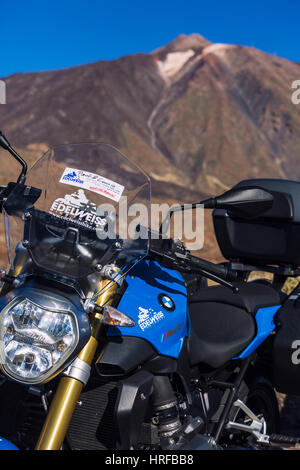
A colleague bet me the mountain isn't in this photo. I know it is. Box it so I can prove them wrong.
[0,33,300,259]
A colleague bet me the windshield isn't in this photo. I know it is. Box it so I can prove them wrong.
[4,143,151,298]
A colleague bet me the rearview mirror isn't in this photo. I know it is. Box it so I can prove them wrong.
[201,187,274,219]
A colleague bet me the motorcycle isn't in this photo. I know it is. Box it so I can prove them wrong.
[0,130,299,450]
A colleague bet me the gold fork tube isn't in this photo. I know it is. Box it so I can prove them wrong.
[35,335,99,450]
[35,376,84,450]
[36,279,118,450]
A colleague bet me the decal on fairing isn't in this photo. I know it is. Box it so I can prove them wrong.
[137,306,165,331]
[162,322,185,342]
[158,293,176,312]
[107,259,188,358]
[59,167,124,202]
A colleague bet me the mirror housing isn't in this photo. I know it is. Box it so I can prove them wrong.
[201,187,274,219]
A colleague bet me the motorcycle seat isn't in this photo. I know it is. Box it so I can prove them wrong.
[187,282,280,369]
[189,281,280,314]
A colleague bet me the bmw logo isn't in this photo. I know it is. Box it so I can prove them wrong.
[158,293,175,312]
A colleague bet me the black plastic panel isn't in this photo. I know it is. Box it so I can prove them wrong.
[213,178,300,266]
[273,288,300,396]
[96,336,155,376]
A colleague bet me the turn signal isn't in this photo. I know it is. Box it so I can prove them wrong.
[100,306,135,327]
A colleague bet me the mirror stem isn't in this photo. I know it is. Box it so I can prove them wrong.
[200,197,216,209]
[0,131,27,183]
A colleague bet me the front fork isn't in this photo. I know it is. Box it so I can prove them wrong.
[35,279,118,450]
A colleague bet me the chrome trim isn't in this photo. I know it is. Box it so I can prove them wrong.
[63,357,91,386]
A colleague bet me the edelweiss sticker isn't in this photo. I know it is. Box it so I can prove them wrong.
[49,189,107,230]
[138,306,164,331]
[59,167,124,202]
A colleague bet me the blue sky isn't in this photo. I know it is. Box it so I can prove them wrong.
[1,0,299,77]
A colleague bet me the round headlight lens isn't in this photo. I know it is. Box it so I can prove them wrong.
[0,298,78,383]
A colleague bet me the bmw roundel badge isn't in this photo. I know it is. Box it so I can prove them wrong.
[158,293,175,312]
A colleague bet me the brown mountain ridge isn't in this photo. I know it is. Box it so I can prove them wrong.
[0,33,300,260]
[1,34,300,200]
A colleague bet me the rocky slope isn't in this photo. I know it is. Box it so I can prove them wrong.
[0,33,300,260]
[1,34,300,195]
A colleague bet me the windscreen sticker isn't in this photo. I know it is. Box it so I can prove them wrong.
[49,189,107,230]
[59,167,124,202]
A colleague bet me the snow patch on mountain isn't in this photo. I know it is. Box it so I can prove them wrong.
[157,49,195,80]
[202,43,233,57]
[156,44,233,81]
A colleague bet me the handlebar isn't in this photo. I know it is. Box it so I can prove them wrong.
[149,237,238,290]
[187,254,238,282]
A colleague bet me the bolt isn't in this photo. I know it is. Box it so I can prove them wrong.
[209,438,217,447]
[95,264,102,272]
[114,241,122,249]
[140,393,146,400]
[22,240,29,248]
[22,212,31,221]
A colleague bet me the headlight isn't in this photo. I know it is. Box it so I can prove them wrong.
[0,298,78,384]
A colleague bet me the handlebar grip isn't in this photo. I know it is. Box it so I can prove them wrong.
[188,255,237,282]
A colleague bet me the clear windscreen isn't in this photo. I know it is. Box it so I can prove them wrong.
[5,143,151,297]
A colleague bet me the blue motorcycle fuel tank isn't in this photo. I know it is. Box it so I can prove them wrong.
[107,259,189,358]
[0,437,18,450]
